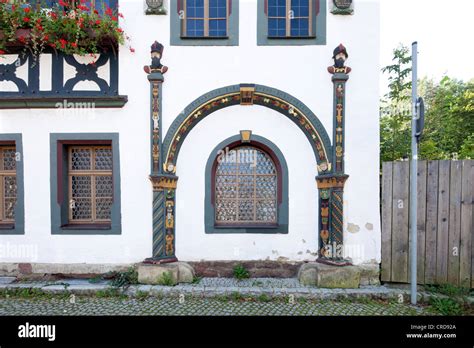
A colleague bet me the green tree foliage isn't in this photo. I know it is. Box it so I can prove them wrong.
[382,45,412,103]
[418,76,474,159]
[381,45,474,161]
[380,45,412,162]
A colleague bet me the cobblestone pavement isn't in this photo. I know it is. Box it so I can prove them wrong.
[0,296,430,316]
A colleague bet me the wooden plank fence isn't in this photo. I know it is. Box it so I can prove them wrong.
[381,160,473,287]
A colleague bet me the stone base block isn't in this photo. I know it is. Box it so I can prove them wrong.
[359,263,381,286]
[298,262,361,289]
[137,262,194,285]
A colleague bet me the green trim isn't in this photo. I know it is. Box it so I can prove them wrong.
[170,0,239,46]
[0,134,24,235]
[204,134,289,234]
[0,96,128,109]
[257,0,327,46]
[49,133,122,235]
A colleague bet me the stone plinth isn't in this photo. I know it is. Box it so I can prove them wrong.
[298,262,361,288]
[137,262,194,285]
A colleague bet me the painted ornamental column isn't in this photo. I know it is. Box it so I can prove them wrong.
[316,44,351,266]
[144,41,178,264]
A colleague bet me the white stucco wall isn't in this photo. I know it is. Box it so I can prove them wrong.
[0,0,380,265]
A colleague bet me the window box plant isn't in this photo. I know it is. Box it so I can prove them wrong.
[0,0,132,57]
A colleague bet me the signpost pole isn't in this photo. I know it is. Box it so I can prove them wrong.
[410,41,418,305]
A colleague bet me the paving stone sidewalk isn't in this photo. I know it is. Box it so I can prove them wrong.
[0,296,428,316]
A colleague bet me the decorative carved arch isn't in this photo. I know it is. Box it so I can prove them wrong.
[145,44,352,265]
[162,84,333,175]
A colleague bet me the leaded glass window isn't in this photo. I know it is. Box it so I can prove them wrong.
[183,0,228,38]
[0,146,17,225]
[268,0,312,38]
[215,146,278,225]
[68,146,113,224]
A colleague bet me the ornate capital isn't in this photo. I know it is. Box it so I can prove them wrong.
[150,175,179,190]
[316,175,349,189]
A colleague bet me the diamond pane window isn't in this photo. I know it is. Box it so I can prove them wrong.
[0,146,17,225]
[215,146,278,225]
[68,146,113,224]
[268,0,312,38]
[184,0,228,38]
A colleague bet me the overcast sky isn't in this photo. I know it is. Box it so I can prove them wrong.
[380,0,473,94]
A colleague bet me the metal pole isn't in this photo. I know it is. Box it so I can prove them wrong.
[410,41,418,305]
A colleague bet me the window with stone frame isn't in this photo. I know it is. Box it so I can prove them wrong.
[214,145,278,226]
[267,0,313,38]
[182,0,229,38]
[0,146,17,226]
[257,0,325,46]
[67,145,113,225]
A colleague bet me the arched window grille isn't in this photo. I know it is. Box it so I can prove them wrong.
[213,145,279,226]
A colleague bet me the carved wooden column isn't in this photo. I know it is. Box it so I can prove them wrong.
[144,41,177,263]
[316,44,352,266]
[149,175,178,263]
[316,175,349,264]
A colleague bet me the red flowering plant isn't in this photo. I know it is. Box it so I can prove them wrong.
[0,0,132,59]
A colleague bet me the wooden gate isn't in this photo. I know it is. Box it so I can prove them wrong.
[381,160,473,287]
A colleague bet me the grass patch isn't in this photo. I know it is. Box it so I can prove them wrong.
[425,284,471,298]
[135,290,150,301]
[230,292,245,301]
[256,294,271,302]
[157,271,175,286]
[424,283,473,315]
[353,296,375,305]
[429,297,464,316]
[334,295,352,304]
[96,288,123,298]
[192,276,202,284]
[233,264,250,280]
[215,294,230,303]
[297,297,308,304]
[109,267,138,288]
[0,288,71,300]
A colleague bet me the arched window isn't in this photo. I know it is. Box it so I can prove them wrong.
[206,135,288,234]
[215,145,278,226]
